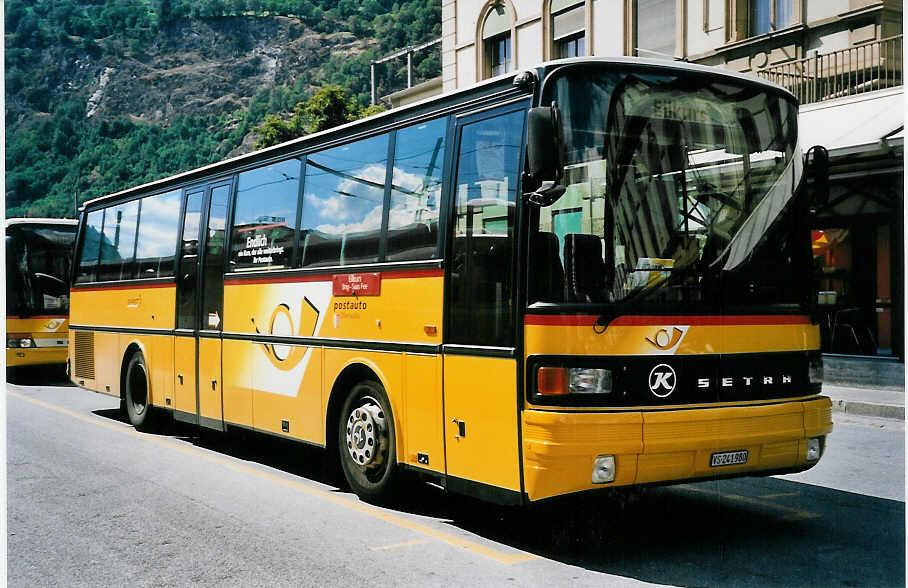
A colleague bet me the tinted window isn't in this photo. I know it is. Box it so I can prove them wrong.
[231,159,300,272]
[387,118,445,261]
[177,190,203,330]
[75,210,104,283]
[300,134,389,267]
[449,110,524,346]
[97,200,139,282]
[135,190,181,279]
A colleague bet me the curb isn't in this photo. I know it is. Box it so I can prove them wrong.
[832,399,905,420]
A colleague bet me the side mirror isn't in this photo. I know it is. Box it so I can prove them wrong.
[806,145,829,207]
[525,103,565,206]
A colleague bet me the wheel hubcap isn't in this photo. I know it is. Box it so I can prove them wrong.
[345,399,387,469]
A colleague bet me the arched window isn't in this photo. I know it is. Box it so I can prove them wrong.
[479,2,516,79]
[550,0,586,59]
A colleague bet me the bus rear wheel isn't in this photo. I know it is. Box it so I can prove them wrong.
[124,352,155,431]
[338,381,398,503]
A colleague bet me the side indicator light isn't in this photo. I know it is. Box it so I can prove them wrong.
[537,367,568,396]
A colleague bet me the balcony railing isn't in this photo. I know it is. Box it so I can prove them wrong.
[756,35,902,105]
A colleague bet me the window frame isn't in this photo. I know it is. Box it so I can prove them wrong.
[476,0,518,82]
[545,0,590,61]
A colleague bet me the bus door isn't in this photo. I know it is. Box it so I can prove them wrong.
[173,180,232,431]
[442,104,527,502]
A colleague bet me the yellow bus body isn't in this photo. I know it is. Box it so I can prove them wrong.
[71,273,831,503]
[7,315,71,368]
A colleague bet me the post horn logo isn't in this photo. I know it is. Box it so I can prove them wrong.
[645,326,688,352]
[251,297,320,370]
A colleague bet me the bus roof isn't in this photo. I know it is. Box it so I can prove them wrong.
[81,56,794,211]
[6,217,79,228]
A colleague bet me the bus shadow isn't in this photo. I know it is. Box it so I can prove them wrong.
[441,477,905,587]
[7,366,73,387]
[82,410,906,587]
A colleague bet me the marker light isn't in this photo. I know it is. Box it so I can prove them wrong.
[592,455,616,484]
[808,356,824,385]
[806,437,821,462]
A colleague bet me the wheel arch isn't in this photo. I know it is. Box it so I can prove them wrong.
[120,340,148,401]
[325,359,402,463]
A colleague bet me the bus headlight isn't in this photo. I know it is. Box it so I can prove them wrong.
[537,367,612,396]
[7,334,34,348]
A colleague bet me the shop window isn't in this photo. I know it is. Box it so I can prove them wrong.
[632,0,677,58]
[480,3,514,79]
[750,0,792,35]
[551,0,586,58]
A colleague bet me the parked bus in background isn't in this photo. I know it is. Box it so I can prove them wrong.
[6,218,79,379]
[69,57,832,505]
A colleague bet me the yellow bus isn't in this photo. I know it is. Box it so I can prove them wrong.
[70,57,832,504]
[6,218,78,376]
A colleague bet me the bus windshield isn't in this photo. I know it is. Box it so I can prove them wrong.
[530,66,805,312]
[6,223,77,317]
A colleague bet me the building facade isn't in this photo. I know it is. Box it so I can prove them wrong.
[437,0,903,375]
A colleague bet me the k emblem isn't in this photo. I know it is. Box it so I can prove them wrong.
[648,363,677,398]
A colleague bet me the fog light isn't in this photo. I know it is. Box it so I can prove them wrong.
[592,455,616,484]
[806,437,821,462]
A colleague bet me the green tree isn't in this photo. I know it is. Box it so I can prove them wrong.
[253,86,385,149]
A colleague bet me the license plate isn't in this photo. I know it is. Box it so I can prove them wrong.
[710,450,748,467]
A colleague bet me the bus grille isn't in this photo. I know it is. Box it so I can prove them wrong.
[73,331,95,380]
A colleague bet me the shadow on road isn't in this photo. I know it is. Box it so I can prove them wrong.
[90,409,906,587]
[7,366,73,387]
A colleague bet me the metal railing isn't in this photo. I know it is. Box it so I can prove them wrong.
[370,38,442,105]
[756,35,902,105]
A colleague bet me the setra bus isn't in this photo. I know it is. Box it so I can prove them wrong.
[69,57,832,504]
[7,218,79,376]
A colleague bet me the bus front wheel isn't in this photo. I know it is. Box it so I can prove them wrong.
[124,352,155,431]
[338,381,398,502]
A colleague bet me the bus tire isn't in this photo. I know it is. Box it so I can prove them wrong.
[338,381,398,503]
[124,352,155,432]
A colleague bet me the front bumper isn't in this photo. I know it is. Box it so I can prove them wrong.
[522,396,833,501]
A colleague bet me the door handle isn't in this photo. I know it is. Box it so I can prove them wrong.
[451,419,466,439]
[211,379,217,390]
[178,374,183,385]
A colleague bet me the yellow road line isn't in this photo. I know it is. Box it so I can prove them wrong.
[369,539,430,551]
[8,390,537,565]
[678,483,821,521]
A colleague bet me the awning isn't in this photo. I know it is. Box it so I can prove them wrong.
[798,87,904,157]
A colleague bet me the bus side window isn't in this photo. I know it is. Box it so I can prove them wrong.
[300,133,389,267]
[135,190,181,279]
[230,159,301,273]
[97,200,139,282]
[387,117,446,261]
[75,209,104,284]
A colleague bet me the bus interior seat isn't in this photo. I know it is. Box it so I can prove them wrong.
[529,231,564,302]
[301,231,342,267]
[386,222,438,261]
[341,231,380,265]
[564,233,606,302]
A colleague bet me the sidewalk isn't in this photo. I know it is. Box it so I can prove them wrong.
[823,383,905,420]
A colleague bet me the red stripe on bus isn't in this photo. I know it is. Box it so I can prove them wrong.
[70,282,175,292]
[224,268,443,286]
[524,314,811,326]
